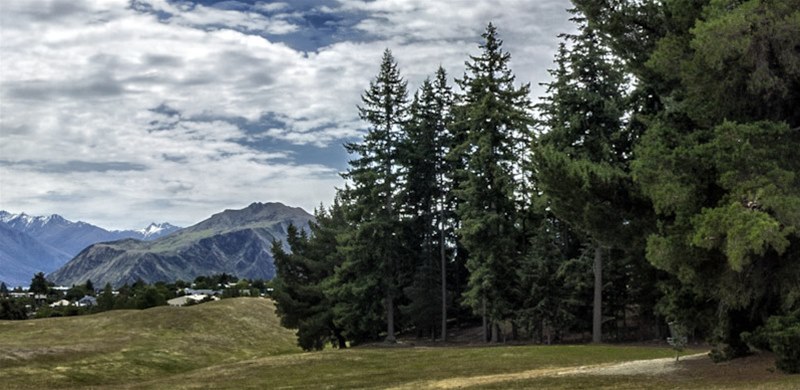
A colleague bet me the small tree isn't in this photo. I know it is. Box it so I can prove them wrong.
[667,322,688,362]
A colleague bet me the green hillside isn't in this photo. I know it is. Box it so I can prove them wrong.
[0,298,299,389]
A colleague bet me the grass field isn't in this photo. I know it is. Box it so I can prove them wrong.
[2,298,798,389]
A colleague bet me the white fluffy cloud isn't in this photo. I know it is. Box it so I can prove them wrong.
[0,0,573,229]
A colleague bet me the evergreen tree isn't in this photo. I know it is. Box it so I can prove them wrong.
[29,272,50,295]
[534,14,655,343]
[98,283,115,312]
[399,67,456,340]
[272,204,348,351]
[579,0,800,363]
[336,49,409,343]
[453,23,533,342]
[516,200,587,343]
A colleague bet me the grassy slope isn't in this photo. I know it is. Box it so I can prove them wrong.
[0,298,298,389]
[2,299,798,389]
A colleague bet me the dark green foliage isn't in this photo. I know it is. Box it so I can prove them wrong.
[0,299,27,320]
[580,0,800,361]
[271,204,347,351]
[534,12,658,343]
[399,67,456,340]
[98,283,115,311]
[744,312,800,373]
[29,272,50,295]
[452,23,533,340]
[516,210,588,342]
[337,49,410,343]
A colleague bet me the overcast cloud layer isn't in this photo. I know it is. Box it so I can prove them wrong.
[0,0,573,229]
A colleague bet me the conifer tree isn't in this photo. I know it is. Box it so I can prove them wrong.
[534,15,654,343]
[453,23,533,342]
[336,49,409,343]
[272,204,348,350]
[579,0,800,364]
[400,67,455,340]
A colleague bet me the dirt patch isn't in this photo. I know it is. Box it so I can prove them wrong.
[389,353,709,389]
[558,352,707,376]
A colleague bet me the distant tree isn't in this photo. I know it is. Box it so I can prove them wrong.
[452,23,533,342]
[29,272,50,295]
[0,299,28,320]
[65,285,88,301]
[135,286,166,309]
[0,282,8,297]
[98,283,115,311]
[85,279,95,295]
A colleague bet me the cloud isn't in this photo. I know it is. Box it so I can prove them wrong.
[0,0,574,228]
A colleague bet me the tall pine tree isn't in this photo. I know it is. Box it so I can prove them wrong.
[400,67,455,340]
[335,49,409,343]
[534,15,655,343]
[453,23,534,343]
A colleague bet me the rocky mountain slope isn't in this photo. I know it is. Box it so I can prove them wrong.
[48,202,313,287]
[0,211,180,256]
[0,221,71,287]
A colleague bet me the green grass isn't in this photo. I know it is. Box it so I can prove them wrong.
[2,298,799,389]
[0,298,298,388]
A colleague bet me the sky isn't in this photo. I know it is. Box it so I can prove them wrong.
[0,0,574,230]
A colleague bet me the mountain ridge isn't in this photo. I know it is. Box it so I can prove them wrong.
[48,202,314,287]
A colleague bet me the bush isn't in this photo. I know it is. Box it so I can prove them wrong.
[743,312,800,374]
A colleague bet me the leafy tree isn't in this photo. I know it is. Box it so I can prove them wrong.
[272,204,348,350]
[453,23,533,342]
[335,49,409,343]
[65,285,88,301]
[135,286,167,309]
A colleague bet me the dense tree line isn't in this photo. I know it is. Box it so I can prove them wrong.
[272,1,800,373]
[0,272,271,320]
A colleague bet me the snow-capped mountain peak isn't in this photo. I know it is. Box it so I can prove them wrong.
[136,222,180,239]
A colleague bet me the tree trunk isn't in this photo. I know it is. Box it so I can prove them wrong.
[491,321,499,343]
[335,331,347,349]
[440,207,447,342]
[482,297,488,343]
[592,245,603,344]
[386,291,396,343]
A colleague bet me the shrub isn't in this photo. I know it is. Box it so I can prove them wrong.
[743,312,800,374]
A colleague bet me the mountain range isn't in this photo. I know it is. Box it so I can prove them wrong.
[48,202,314,288]
[0,211,180,287]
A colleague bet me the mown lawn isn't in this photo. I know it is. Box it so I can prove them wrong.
[2,298,798,389]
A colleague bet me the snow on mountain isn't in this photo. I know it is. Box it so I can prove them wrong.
[0,211,182,278]
[132,222,181,240]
